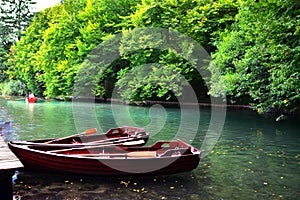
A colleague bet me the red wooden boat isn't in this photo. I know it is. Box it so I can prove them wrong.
[8,139,201,176]
[26,97,37,103]
[11,126,149,151]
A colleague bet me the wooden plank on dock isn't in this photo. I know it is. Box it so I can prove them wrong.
[0,138,23,171]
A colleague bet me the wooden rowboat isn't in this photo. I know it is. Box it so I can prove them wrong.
[11,126,149,151]
[26,97,37,103]
[8,139,201,176]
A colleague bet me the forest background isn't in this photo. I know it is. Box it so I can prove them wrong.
[0,0,299,119]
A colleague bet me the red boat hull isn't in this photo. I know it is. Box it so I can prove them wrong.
[26,97,37,103]
[8,140,201,176]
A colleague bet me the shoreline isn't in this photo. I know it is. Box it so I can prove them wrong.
[4,95,300,117]
[65,96,253,110]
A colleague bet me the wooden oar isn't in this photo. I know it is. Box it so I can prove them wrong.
[75,137,138,146]
[48,139,145,153]
[36,98,52,102]
[14,136,128,145]
[6,96,52,103]
[10,97,25,101]
[45,128,97,144]
[14,136,138,147]
[77,151,157,158]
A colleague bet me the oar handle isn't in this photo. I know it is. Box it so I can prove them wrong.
[45,128,97,144]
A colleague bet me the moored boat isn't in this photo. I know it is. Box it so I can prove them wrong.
[8,139,201,176]
[26,97,37,103]
[11,126,149,151]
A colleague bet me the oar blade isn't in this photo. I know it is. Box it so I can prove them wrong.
[84,128,98,135]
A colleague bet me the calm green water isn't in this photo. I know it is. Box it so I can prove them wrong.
[1,97,299,200]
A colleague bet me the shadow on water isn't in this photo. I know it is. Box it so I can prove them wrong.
[13,169,211,200]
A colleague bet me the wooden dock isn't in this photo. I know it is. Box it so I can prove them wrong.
[0,137,23,200]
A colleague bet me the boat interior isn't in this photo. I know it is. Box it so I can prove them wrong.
[25,140,197,158]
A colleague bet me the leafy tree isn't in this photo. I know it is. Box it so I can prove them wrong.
[0,0,36,83]
[209,0,300,117]
[110,0,238,101]
[6,0,239,99]
[7,8,53,96]
[7,0,141,98]
[0,43,8,81]
[182,0,238,53]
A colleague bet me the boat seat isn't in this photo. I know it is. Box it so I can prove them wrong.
[158,148,190,157]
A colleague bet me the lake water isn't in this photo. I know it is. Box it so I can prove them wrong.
[0,97,299,200]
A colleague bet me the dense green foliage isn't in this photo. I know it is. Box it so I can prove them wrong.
[0,0,35,83]
[113,0,238,101]
[0,80,28,96]
[7,0,141,97]
[4,0,300,117]
[209,0,300,116]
